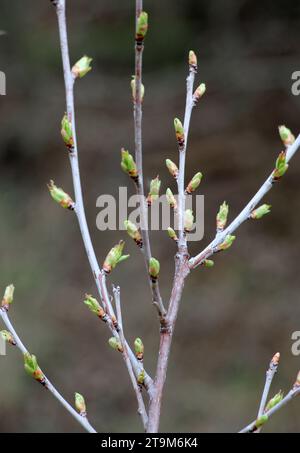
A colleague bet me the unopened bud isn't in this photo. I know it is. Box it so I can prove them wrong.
[250,204,271,220]
[166,188,177,209]
[166,159,179,178]
[273,151,288,180]
[186,172,203,194]
[137,369,145,385]
[147,176,161,205]
[124,220,143,248]
[131,76,145,103]
[61,114,74,150]
[216,202,229,230]
[84,294,107,321]
[134,338,144,361]
[48,180,74,210]
[294,370,300,388]
[24,353,45,384]
[255,414,268,429]
[278,125,295,147]
[218,235,236,251]
[202,260,214,268]
[174,118,185,149]
[136,11,148,42]
[103,240,130,274]
[108,337,123,353]
[271,352,280,366]
[75,392,87,416]
[121,148,138,181]
[0,330,16,346]
[184,209,194,232]
[167,227,178,242]
[149,257,160,281]
[71,55,92,79]
[188,50,197,69]
[265,391,284,412]
[193,83,206,103]
[1,284,15,310]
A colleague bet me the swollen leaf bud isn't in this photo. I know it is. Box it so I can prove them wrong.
[166,188,177,209]
[84,294,107,321]
[131,76,145,103]
[167,227,178,242]
[273,151,288,180]
[147,176,161,205]
[218,235,236,251]
[294,370,300,388]
[216,202,229,231]
[75,392,87,416]
[186,172,203,194]
[0,330,16,346]
[136,11,148,41]
[1,284,15,310]
[121,148,138,181]
[71,56,92,79]
[265,391,284,412]
[124,220,143,248]
[255,414,268,429]
[188,50,197,69]
[103,240,130,274]
[193,83,206,103]
[137,369,145,385]
[48,180,74,210]
[184,209,194,232]
[250,204,271,220]
[108,337,123,353]
[24,353,45,384]
[134,338,144,361]
[149,257,160,281]
[278,125,295,147]
[166,159,179,179]
[174,118,185,149]
[61,114,74,150]
[202,260,214,268]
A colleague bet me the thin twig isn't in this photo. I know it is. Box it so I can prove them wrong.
[133,0,166,321]
[0,308,97,433]
[189,134,300,269]
[53,0,153,393]
[113,286,148,429]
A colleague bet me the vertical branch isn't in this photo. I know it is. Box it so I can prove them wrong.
[133,0,166,321]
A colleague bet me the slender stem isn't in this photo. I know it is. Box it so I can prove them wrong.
[239,383,300,433]
[189,134,300,269]
[113,287,148,429]
[0,308,96,433]
[133,0,166,320]
[54,0,153,393]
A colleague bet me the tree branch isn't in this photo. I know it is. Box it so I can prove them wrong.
[0,308,97,433]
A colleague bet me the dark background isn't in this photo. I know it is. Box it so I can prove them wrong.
[1,0,300,433]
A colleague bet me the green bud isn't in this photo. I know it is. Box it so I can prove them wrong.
[84,294,107,321]
[131,76,145,102]
[216,202,229,230]
[166,159,179,178]
[149,257,160,281]
[265,391,284,412]
[75,392,87,416]
[24,353,45,384]
[103,240,130,274]
[278,125,295,147]
[184,209,194,232]
[218,235,236,251]
[124,220,143,248]
[0,330,16,346]
[47,180,74,210]
[174,118,185,148]
[136,11,148,41]
[108,337,123,353]
[167,227,178,242]
[255,414,269,429]
[273,151,289,180]
[61,114,74,150]
[188,50,197,68]
[166,188,177,209]
[137,369,145,385]
[250,204,271,220]
[202,260,214,268]
[193,83,206,102]
[121,148,138,180]
[71,55,92,79]
[186,172,203,194]
[134,338,144,360]
[1,284,15,310]
[147,176,161,205]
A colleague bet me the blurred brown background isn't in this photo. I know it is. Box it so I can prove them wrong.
[1,0,300,433]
